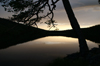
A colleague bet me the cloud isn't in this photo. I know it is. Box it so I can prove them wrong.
[73,5,100,11]
[56,0,99,11]
[70,0,98,8]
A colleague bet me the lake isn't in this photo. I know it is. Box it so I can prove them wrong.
[0,36,98,66]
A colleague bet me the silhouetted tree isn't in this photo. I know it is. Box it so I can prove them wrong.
[0,0,58,27]
[62,0,89,56]
[0,0,89,56]
[99,0,100,3]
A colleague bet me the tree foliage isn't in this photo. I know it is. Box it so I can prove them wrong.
[0,0,59,27]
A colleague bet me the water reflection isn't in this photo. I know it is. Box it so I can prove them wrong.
[0,36,98,66]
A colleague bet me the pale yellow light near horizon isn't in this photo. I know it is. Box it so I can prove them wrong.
[27,36,79,44]
[37,21,96,31]
[38,24,72,30]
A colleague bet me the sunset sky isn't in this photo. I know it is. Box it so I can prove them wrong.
[0,0,100,30]
[0,1,99,65]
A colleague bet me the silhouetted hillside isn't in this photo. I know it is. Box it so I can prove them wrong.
[65,24,100,43]
[0,18,47,49]
[0,18,100,49]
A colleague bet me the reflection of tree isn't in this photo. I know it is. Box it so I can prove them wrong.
[0,0,89,56]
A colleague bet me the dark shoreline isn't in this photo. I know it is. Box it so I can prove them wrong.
[46,47,100,66]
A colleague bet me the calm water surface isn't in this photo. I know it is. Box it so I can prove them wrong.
[0,36,98,66]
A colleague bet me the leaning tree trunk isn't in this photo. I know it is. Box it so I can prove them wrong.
[62,0,89,56]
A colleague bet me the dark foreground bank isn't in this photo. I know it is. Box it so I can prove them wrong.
[46,47,100,66]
